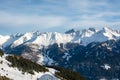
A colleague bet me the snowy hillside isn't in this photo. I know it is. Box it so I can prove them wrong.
[0,52,85,80]
[0,27,120,49]
[0,54,59,80]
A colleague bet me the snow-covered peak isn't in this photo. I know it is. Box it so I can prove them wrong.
[31,32,73,47]
[103,27,112,32]
[65,28,76,34]
[81,29,95,38]
[11,32,34,48]
[88,27,98,32]
[15,33,23,37]
[0,27,120,49]
[102,27,120,40]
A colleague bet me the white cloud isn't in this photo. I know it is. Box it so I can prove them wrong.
[0,0,120,34]
[75,11,120,21]
[66,19,120,29]
[0,11,68,28]
[67,0,108,11]
[0,10,120,31]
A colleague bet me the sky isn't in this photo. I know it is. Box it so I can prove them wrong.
[0,0,120,35]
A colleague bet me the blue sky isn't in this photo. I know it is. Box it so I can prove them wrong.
[0,0,120,35]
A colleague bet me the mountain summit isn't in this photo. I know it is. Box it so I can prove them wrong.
[0,27,120,49]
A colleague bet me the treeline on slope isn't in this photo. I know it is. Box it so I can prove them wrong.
[6,55,48,74]
[0,76,11,80]
[0,49,4,57]
[47,66,86,80]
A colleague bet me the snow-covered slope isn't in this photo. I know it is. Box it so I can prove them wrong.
[0,35,10,49]
[0,54,59,80]
[81,27,120,45]
[0,27,120,49]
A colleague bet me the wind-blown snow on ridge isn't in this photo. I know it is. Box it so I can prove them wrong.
[0,27,120,49]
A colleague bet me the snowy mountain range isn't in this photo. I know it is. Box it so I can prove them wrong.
[1,27,120,80]
[0,27,120,49]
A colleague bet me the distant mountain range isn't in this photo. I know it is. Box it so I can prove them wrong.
[0,27,120,80]
[0,27,120,49]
